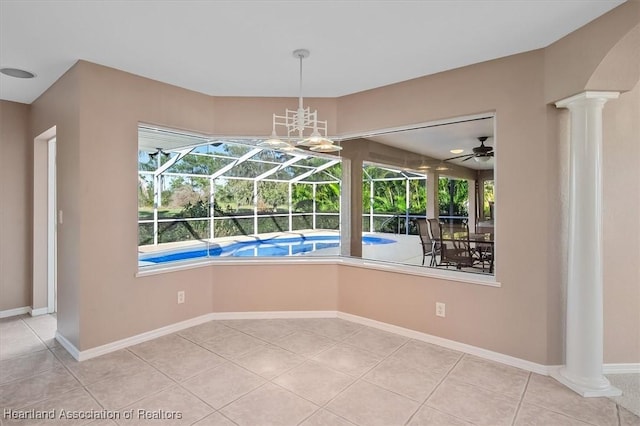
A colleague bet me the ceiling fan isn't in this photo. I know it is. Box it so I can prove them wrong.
[444,136,494,163]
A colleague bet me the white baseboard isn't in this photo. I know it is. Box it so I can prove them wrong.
[337,311,551,376]
[67,311,337,361]
[55,331,80,360]
[57,309,638,378]
[604,363,640,374]
[30,307,50,316]
[0,306,30,318]
[72,313,216,361]
[209,310,338,320]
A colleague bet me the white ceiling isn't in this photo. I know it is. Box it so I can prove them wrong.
[0,1,623,172]
[366,116,495,170]
[0,0,624,105]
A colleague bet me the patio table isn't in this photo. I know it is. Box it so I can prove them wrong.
[469,233,494,273]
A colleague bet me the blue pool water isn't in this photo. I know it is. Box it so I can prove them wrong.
[140,235,395,264]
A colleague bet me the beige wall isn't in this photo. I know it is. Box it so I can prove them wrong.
[544,0,639,103]
[337,50,557,364]
[16,1,639,364]
[35,62,340,350]
[0,101,31,312]
[602,81,640,363]
[210,264,339,313]
[30,65,81,345]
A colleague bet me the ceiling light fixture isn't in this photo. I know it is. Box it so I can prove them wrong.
[474,155,491,163]
[417,160,431,170]
[260,49,341,153]
[435,162,449,171]
[0,67,36,79]
[148,147,170,161]
[450,149,464,154]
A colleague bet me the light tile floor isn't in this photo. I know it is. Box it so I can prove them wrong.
[1,314,638,426]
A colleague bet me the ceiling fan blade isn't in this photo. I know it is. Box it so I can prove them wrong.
[461,156,474,162]
[444,154,473,162]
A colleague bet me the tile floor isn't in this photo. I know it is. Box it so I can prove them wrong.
[1,314,638,426]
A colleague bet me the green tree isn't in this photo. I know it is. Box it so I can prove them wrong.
[483,180,494,218]
[316,183,340,212]
[138,174,154,208]
[216,180,254,212]
[292,183,313,212]
[258,181,287,212]
[439,177,468,216]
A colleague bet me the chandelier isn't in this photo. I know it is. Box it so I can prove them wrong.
[260,49,342,153]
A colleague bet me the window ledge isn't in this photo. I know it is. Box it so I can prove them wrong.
[136,256,500,287]
[135,256,340,277]
[338,257,500,287]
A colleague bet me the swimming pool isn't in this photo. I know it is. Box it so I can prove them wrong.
[139,234,395,264]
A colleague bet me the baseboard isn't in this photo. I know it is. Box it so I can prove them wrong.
[75,313,216,361]
[209,310,338,320]
[0,306,30,318]
[55,331,80,360]
[337,311,551,376]
[59,309,637,377]
[30,307,50,316]
[71,310,337,361]
[604,363,640,374]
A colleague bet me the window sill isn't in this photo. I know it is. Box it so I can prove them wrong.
[339,257,500,287]
[136,256,500,287]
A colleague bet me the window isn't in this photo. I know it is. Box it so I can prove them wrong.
[362,163,427,234]
[138,118,497,277]
[360,162,428,265]
[138,126,342,268]
[355,114,496,276]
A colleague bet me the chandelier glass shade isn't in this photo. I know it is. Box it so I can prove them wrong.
[417,160,431,170]
[473,155,491,163]
[435,162,449,171]
[259,49,341,153]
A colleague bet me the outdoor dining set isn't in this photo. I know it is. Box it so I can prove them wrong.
[414,218,494,274]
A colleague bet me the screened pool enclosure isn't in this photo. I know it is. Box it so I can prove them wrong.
[138,126,342,248]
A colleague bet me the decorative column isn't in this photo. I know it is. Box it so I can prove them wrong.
[339,157,363,257]
[339,158,352,256]
[467,179,476,233]
[553,91,621,397]
[426,171,439,219]
[477,176,485,222]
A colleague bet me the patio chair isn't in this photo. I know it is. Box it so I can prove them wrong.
[472,234,494,273]
[426,219,442,266]
[414,219,436,266]
[439,221,475,269]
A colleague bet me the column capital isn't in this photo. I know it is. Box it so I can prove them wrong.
[555,91,619,109]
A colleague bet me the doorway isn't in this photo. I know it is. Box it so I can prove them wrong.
[33,127,57,315]
[47,137,57,313]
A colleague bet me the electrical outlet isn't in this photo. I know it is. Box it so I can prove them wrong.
[177,291,185,304]
[436,302,446,317]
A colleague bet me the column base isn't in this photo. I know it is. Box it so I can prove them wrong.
[550,366,622,397]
